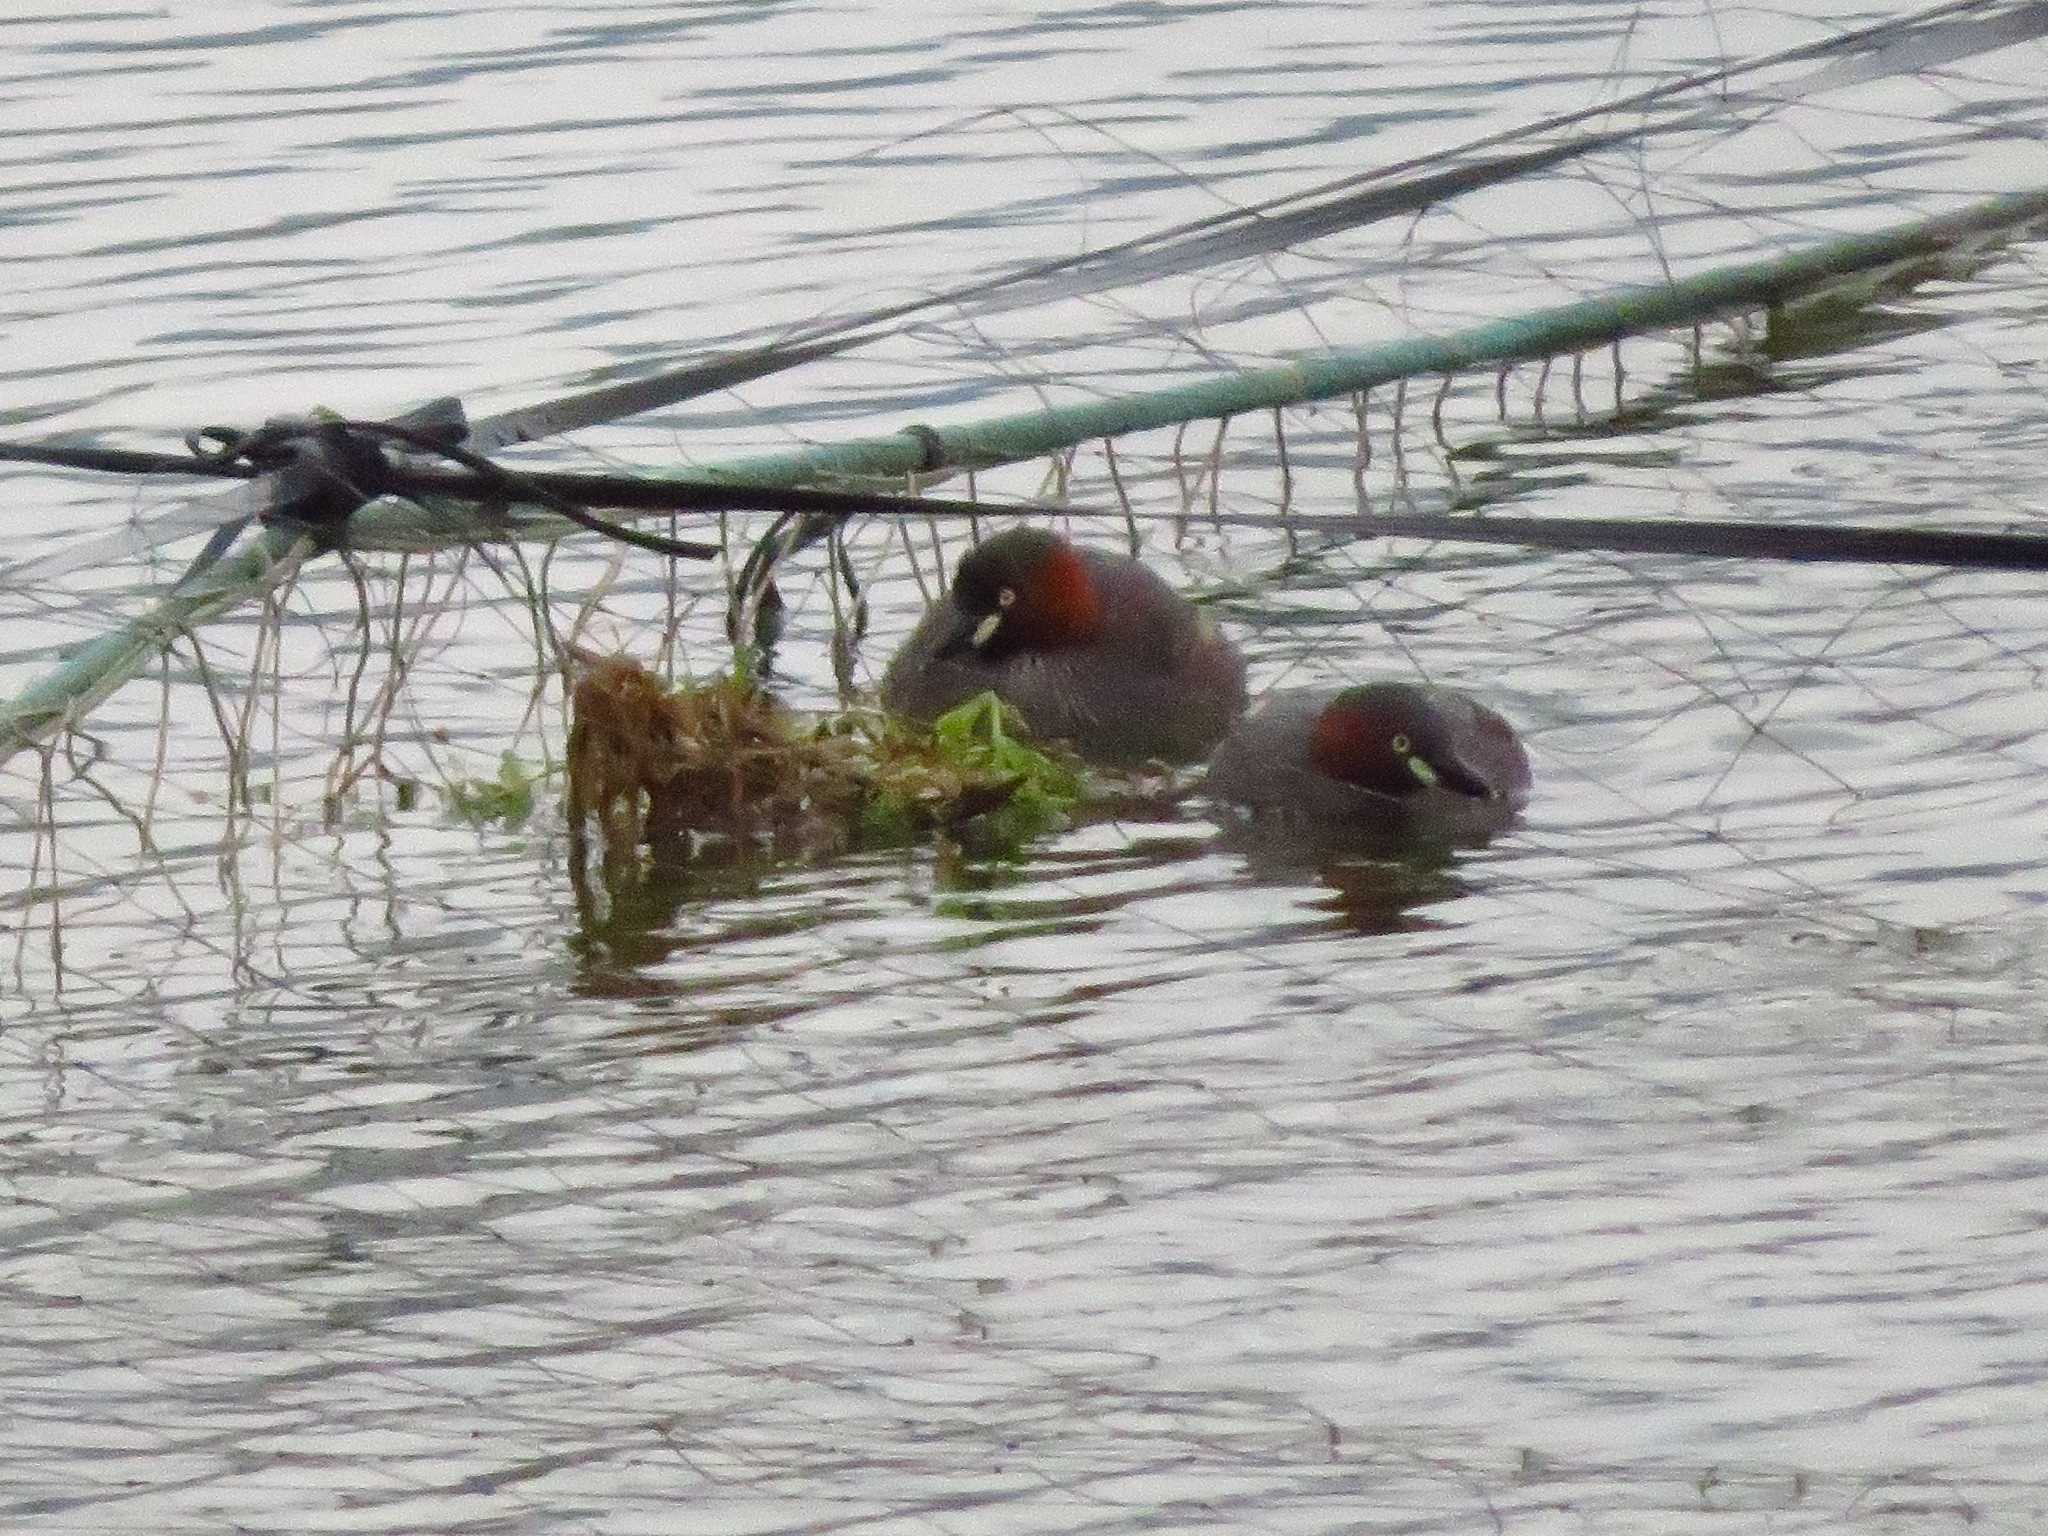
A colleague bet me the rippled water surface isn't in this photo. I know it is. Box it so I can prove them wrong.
[6,3,2048,1531]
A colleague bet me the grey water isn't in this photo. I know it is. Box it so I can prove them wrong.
[5,3,2048,1531]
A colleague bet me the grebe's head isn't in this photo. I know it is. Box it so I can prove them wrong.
[933,527,1105,662]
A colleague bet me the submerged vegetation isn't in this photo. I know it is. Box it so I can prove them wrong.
[563,656,1082,872]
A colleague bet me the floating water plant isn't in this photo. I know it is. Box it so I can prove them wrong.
[444,751,541,827]
[564,658,1082,870]
[859,690,1082,853]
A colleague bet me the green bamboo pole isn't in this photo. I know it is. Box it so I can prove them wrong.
[580,185,2048,493]
[6,184,2047,766]
[1,526,307,766]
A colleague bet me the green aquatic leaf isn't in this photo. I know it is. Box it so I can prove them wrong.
[445,751,540,825]
[880,692,1082,854]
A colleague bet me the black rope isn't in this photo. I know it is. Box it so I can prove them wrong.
[1228,509,2048,573]
[146,412,728,591]
[17,421,2048,575]
[367,457,999,523]
[0,440,258,479]
[331,418,722,562]
[162,416,390,590]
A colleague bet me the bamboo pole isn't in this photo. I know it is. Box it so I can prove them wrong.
[541,186,2048,496]
[0,527,306,768]
[6,185,2047,766]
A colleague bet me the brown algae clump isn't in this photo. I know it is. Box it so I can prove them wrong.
[567,657,847,859]
[565,656,1078,865]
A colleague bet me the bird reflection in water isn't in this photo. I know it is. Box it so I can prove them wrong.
[1217,819,1512,938]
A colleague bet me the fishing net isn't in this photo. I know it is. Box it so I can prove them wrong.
[3,1,2048,1530]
